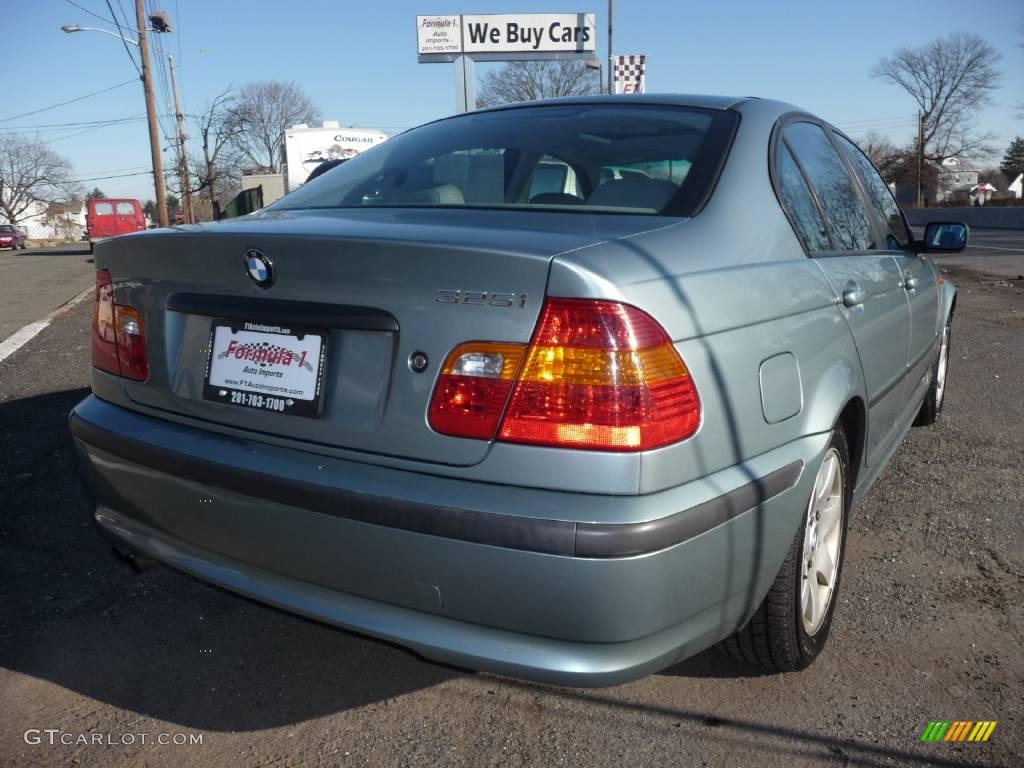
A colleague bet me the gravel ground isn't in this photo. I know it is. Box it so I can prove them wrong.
[0,265,1021,768]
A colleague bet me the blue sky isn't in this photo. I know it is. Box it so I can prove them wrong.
[3,0,1022,200]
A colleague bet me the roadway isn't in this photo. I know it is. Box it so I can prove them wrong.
[2,232,1021,349]
[0,243,93,344]
[0,234,1021,766]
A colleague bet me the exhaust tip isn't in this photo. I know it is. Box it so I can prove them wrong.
[111,546,159,573]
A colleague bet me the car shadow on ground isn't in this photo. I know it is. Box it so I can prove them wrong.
[20,246,92,256]
[1,387,780,734]
[0,389,1002,767]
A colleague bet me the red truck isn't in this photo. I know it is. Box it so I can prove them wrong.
[85,198,145,252]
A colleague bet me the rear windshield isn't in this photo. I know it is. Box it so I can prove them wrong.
[271,104,737,217]
[92,202,114,215]
[116,202,137,215]
[0,225,13,232]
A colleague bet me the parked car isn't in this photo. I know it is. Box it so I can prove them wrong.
[85,198,145,252]
[0,224,28,249]
[70,95,964,686]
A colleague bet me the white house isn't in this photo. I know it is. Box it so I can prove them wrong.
[1010,173,1023,200]
[2,200,86,239]
[936,157,979,203]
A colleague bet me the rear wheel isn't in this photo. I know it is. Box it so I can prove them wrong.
[914,316,951,426]
[721,427,850,671]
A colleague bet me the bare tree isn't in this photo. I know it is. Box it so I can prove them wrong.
[0,135,81,225]
[856,131,898,169]
[226,80,320,172]
[477,61,600,109]
[186,88,244,219]
[871,33,1002,162]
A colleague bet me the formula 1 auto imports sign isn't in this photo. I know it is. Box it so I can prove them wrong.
[417,13,596,56]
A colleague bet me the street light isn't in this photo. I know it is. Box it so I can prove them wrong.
[60,2,171,227]
[61,24,138,45]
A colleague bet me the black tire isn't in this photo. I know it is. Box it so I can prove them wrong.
[721,427,851,672]
[914,316,952,426]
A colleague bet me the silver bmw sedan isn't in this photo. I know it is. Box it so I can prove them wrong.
[71,95,964,686]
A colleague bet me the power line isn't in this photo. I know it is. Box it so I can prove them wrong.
[41,120,146,145]
[74,165,153,177]
[104,0,142,78]
[63,0,116,24]
[69,170,154,182]
[0,79,138,123]
[145,0,177,147]
[838,115,917,128]
[0,115,147,131]
[115,0,134,32]
[175,0,184,107]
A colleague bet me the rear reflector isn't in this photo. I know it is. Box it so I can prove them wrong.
[91,269,149,381]
[428,299,701,451]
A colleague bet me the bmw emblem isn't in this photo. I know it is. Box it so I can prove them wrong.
[244,249,273,288]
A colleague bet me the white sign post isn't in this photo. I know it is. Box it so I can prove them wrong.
[416,13,597,113]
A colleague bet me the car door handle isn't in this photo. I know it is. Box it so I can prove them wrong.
[842,288,866,307]
[904,276,919,290]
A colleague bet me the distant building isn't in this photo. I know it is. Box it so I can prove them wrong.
[1,200,85,239]
[935,157,979,203]
[1009,173,1023,200]
[240,171,286,207]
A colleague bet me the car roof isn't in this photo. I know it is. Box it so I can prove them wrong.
[466,93,806,121]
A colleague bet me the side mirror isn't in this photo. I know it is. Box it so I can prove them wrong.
[919,222,968,253]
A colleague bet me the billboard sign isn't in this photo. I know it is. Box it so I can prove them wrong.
[417,15,463,55]
[417,13,596,57]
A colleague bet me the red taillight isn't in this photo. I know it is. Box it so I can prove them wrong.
[92,270,119,375]
[427,299,701,451]
[91,269,148,381]
[428,342,526,440]
[115,305,148,381]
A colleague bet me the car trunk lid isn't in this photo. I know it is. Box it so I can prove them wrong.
[102,208,669,465]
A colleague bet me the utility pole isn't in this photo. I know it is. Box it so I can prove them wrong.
[607,0,614,94]
[168,53,194,224]
[916,110,924,208]
[135,0,168,226]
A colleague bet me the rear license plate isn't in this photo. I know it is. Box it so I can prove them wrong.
[202,320,327,418]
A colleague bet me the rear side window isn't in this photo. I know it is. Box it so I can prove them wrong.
[833,133,910,250]
[784,122,875,251]
[93,203,113,216]
[115,202,136,215]
[776,144,831,252]
[271,105,738,217]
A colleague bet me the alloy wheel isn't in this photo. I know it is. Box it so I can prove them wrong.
[800,448,844,636]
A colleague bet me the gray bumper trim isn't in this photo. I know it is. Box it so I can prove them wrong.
[70,409,802,558]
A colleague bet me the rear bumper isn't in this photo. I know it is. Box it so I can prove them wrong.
[71,395,827,686]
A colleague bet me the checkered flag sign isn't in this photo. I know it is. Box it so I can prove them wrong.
[614,55,646,94]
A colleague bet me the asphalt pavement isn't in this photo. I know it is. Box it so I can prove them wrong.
[931,228,1024,278]
[0,234,1022,767]
[0,243,94,343]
